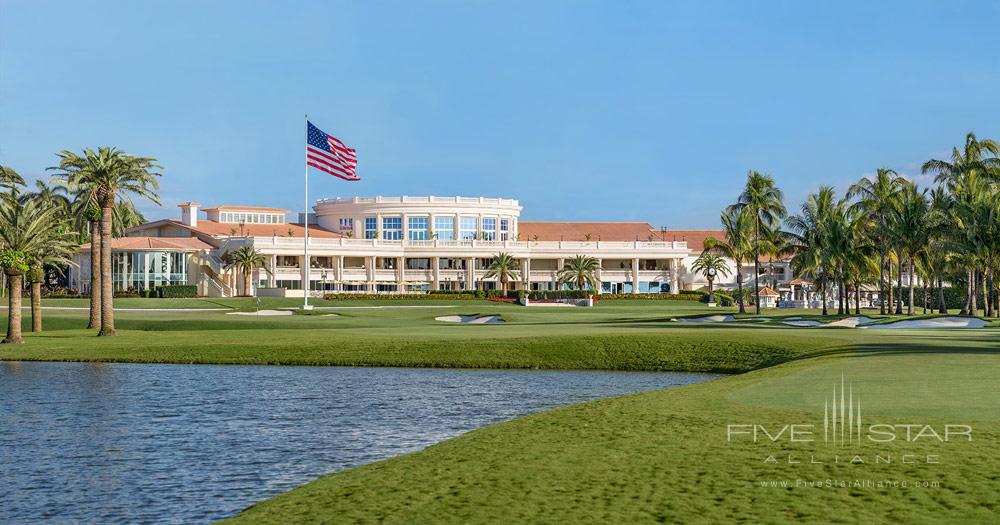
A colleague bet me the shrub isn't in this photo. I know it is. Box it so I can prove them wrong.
[322,293,480,301]
[598,293,705,301]
[157,285,198,298]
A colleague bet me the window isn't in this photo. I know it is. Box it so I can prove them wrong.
[434,216,455,240]
[482,218,496,241]
[459,216,477,240]
[364,216,377,239]
[406,258,431,270]
[408,217,429,240]
[500,219,509,241]
[382,217,402,240]
[338,217,354,233]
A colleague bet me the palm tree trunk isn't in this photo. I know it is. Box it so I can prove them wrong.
[4,273,24,344]
[753,219,760,315]
[970,269,979,316]
[89,221,101,329]
[99,205,116,336]
[895,259,904,315]
[878,251,886,315]
[821,274,828,316]
[887,263,893,314]
[736,273,745,314]
[961,270,971,315]
[245,271,252,297]
[854,281,861,315]
[938,275,947,314]
[981,270,989,318]
[837,279,844,315]
[907,258,915,316]
[31,280,42,332]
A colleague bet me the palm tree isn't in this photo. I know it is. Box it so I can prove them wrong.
[223,246,271,296]
[483,252,520,292]
[51,147,161,336]
[0,165,26,189]
[728,170,786,314]
[691,252,730,304]
[784,187,840,316]
[890,184,932,315]
[705,207,754,314]
[556,255,600,292]
[0,197,71,343]
[848,168,906,314]
[17,185,77,332]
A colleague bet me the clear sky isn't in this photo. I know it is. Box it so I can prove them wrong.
[2,0,998,228]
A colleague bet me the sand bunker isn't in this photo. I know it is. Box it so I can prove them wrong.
[825,316,875,328]
[227,309,293,316]
[862,316,987,329]
[435,315,504,324]
[783,320,823,327]
[674,315,735,323]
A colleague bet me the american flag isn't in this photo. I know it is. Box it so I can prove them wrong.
[306,121,359,181]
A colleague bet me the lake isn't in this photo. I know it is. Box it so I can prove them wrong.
[0,362,717,523]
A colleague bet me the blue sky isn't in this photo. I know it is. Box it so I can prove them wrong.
[1,0,998,227]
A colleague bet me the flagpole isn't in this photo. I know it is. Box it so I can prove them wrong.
[303,113,312,310]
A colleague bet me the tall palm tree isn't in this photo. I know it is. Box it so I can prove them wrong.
[223,246,271,297]
[705,207,754,314]
[728,170,786,314]
[16,184,77,332]
[0,197,71,343]
[848,168,906,314]
[556,255,600,292]
[51,147,161,336]
[784,187,840,316]
[891,184,933,315]
[483,252,520,292]
[691,252,730,304]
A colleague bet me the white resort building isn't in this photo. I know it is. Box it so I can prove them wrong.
[69,196,809,299]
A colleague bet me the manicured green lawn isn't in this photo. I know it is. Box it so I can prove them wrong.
[4,298,998,522]
[3,299,849,373]
[225,331,1000,524]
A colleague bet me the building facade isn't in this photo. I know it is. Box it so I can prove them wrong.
[69,195,809,299]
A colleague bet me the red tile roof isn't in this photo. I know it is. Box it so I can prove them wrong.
[202,205,288,212]
[518,222,658,242]
[130,219,343,239]
[80,237,214,252]
[660,230,726,252]
[758,287,780,296]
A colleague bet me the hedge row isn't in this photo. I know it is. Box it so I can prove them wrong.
[323,293,481,301]
[157,285,199,298]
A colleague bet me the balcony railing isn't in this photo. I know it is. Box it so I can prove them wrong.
[250,237,688,252]
[315,195,520,207]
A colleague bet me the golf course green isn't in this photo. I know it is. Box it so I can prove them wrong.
[3,298,997,523]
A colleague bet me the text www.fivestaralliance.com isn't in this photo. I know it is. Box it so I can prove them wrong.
[757,479,942,489]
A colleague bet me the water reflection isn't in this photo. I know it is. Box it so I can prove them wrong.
[0,362,717,523]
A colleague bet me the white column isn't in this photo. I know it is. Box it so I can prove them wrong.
[554,258,564,290]
[268,255,277,287]
[432,256,440,290]
[595,258,603,294]
[466,257,476,290]
[632,258,640,294]
[397,256,405,291]
[523,257,531,291]
[671,258,681,294]
[366,255,376,292]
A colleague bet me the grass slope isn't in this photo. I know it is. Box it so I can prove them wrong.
[228,332,1000,523]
